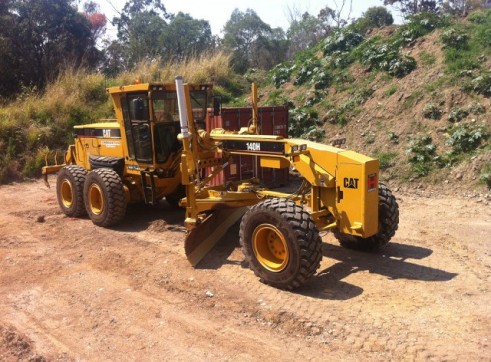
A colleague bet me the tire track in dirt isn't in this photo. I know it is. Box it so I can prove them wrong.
[0,179,490,361]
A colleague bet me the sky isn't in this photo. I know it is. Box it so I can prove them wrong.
[95,0,399,37]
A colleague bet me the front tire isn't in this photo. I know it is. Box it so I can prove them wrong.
[56,166,87,217]
[333,183,399,251]
[239,198,322,290]
[83,168,126,227]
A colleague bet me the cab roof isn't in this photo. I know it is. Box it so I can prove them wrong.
[106,82,212,95]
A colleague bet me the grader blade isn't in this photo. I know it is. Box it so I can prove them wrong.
[185,207,247,267]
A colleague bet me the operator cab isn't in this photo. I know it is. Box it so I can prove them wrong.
[114,82,211,169]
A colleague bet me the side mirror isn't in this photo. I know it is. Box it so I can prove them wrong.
[213,96,221,116]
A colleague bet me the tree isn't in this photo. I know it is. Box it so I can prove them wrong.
[383,0,441,17]
[441,0,490,16]
[160,12,213,62]
[83,1,107,41]
[109,1,214,71]
[251,27,289,70]
[318,0,353,29]
[287,12,326,56]
[0,0,99,97]
[355,6,394,32]
[113,0,167,43]
[223,9,274,72]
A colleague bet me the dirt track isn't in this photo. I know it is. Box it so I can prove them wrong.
[0,176,490,361]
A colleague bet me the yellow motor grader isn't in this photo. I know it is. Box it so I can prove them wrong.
[43,77,399,290]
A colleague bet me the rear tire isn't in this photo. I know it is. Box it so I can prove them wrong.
[56,166,87,217]
[333,183,399,251]
[83,168,126,227]
[239,198,322,290]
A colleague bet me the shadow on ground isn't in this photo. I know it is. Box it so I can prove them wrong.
[296,242,457,300]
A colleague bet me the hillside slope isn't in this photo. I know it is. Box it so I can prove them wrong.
[0,12,489,192]
[258,11,490,192]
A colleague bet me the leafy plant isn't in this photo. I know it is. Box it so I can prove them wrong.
[468,73,491,97]
[361,43,417,77]
[311,70,331,89]
[289,107,325,141]
[303,91,325,107]
[322,29,364,55]
[271,64,294,88]
[447,107,468,122]
[374,151,397,169]
[441,28,469,49]
[445,124,488,154]
[423,103,443,120]
[468,102,486,115]
[388,12,449,49]
[294,59,322,85]
[407,135,441,177]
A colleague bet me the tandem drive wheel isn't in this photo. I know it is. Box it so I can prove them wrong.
[56,165,87,217]
[239,198,322,290]
[83,168,126,227]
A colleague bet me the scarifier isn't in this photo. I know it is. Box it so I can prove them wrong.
[43,77,399,290]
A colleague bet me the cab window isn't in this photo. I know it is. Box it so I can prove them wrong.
[122,93,153,163]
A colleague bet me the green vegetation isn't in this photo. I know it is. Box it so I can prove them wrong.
[445,124,488,154]
[0,53,236,183]
[384,85,398,97]
[479,163,491,189]
[423,103,444,120]
[407,135,441,177]
[447,107,469,122]
[1,3,490,188]
[373,151,398,170]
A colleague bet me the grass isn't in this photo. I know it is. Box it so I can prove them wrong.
[384,84,398,97]
[0,53,236,183]
[420,51,437,67]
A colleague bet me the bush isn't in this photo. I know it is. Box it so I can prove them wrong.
[303,91,325,107]
[361,43,417,78]
[440,28,469,49]
[374,151,397,170]
[322,29,364,55]
[423,103,443,120]
[468,102,486,114]
[407,135,441,177]
[447,107,468,122]
[294,59,322,85]
[469,74,491,97]
[289,107,325,141]
[271,63,294,88]
[311,70,331,89]
[468,10,491,24]
[445,124,488,154]
[398,12,448,45]
[388,55,417,77]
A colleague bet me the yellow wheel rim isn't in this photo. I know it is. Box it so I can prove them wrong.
[88,184,104,215]
[60,179,73,208]
[252,224,289,272]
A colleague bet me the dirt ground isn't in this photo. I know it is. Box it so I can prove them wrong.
[0,176,490,361]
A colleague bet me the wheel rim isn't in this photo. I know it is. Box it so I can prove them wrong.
[60,179,73,208]
[88,184,104,215]
[252,224,289,272]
